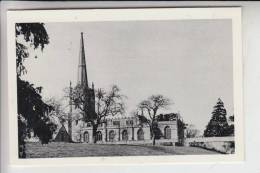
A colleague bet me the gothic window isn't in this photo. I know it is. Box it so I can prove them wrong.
[137,128,144,140]
[164,126,171,139]
[113,121,120,126]
[122,130,128,141]
[96,131,102,141]
[109,130,115,142]
[126,120,133,126]
[84,131,89,143]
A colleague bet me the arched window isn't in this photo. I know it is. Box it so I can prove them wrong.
[84,131,89,143]
[96,131,102,141]
[109,130,115,142]
[122,130,128,141]
[137,128,144,140]
[164,126,171,139]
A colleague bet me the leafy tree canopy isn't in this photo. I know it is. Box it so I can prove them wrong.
[16,23,49,76]
[16,23,56,157]
[17,77,57,143]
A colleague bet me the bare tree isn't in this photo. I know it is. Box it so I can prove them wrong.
[45,97,67,124]
[72,84,126,143]
[134,95,172,145]
[185,124,200,138]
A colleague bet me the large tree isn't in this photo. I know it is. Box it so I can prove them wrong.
[204,98,230,137]
[134,95,172,145]
[16,23,56,158]
[72,84,125,143]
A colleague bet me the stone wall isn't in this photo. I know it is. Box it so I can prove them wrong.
[185,136,235,154]
[79,120,178,145]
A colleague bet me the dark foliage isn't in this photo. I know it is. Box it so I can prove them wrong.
[137,114,150,124]
[156,113,178,121]
[227,124,234,136]
[177,118,186,145]
[152,122,163,139]
[16,23,49,75]
[229,115,234,122]
[204,98,231,137]
[17,78,57,144]
[16,23,56,157]
[16,23,49,49]
[18,115,27,158]
[227,115,235,136]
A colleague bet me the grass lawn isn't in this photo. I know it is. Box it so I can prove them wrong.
[25,142,220,158]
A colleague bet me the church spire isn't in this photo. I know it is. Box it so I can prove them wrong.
[77,32,88,87]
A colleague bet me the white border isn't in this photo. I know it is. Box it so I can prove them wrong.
[6,8,243,166]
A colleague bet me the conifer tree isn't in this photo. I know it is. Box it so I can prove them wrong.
[204,98,230,137]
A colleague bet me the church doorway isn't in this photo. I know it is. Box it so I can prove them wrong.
[137,128,144,140]
[96,131,102,142]
[84,131,89,143]
[122,130,128,141]
[109,130,115,142]
[164,126,171,139]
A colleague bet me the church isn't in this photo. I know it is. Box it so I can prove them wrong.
[78,114,180,145]
[60,32,182,145]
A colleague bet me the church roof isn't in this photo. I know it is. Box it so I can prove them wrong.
[54,124,72,142]
[53,124,69,139]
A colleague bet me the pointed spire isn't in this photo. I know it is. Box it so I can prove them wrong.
[77,32,88,87]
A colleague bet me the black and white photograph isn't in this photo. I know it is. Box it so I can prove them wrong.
[7,8,243,163]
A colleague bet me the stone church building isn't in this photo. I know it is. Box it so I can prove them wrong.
[79,114,179,145]
[58,32,181,145]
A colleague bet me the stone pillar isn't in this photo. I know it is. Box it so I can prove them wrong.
[88,130,93,143]
[105,128,108,142]
[134,128,138,141]
[132,126,134,140]
[79,133,82,142]
[118,126,121,141]
[143,127,150,140]
[102,129,106,143]
[171,121,178,145]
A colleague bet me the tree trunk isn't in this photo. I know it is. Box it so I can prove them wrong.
[152,132,156,146]
[92,124,98,143]
[18,118,26,158]
[149,126,153,139]
[151,116,157,146]
[19,144,26,158]
[151,121,156,146]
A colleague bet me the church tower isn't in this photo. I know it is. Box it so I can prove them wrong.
[78,32,88,87]
[77,32,96,121]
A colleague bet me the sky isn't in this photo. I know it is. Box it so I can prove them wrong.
[22,19,233,133]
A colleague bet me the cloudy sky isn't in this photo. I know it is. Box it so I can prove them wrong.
[22,19,233,133]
